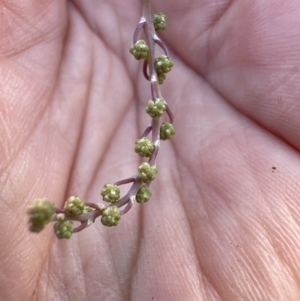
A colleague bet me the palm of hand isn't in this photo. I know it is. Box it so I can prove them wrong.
[1,0,300,300]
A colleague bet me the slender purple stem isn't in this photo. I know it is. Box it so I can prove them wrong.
[85,202,101,210]
[114,177,136,186]
[149,144,159,165]
[113,194,130,209]
[113,179,143,209]
[133,19,146,44]
[120,198,134,215]
[151,82,157,100]
[59,209,102,223]
[151,117,160,143]
[166,104,174,123]
[143,60,150,81]
[73,221,89,233]
[140,125,152,138]
[154,37,170,57]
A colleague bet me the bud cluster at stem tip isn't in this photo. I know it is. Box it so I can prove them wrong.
[27,198,55,233]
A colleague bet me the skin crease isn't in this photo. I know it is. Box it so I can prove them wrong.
[0,0,300,300]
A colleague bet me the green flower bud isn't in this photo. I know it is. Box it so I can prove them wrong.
[155,55,173,74]
[101,184,120,203]
[54,220,73,239]
[157,72,166,85]
[130,40,149,60]
[135,137,154,157]
[64,196,85,216]
[146,98,166,118]
[138,162,158,183]
[27,199,55,233]
[160,122,176,140]
[101,206,121,227]
[153,12,167,31]
[136,186,152,203]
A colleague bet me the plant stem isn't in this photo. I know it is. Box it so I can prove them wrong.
[141,0,161,148]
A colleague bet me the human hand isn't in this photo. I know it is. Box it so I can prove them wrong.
[1,0,300,300]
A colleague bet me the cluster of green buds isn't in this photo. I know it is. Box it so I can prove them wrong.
[146,98,166,118]
[160,122,176,140]
[130,40,149,60]
[101,184,120,203]
[27,191,123,238]
[27,198,54,233]
[136,186,152,203]
[153,12,166,31]
[135,137,154,157]
[27,196,93,239]
[54,220,73,239]
[138,162,158,183]
[64,196,85,216]
[101,206,121,227]
[155,55,174,84]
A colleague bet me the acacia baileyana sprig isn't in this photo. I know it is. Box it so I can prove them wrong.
[27,3,175,239]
